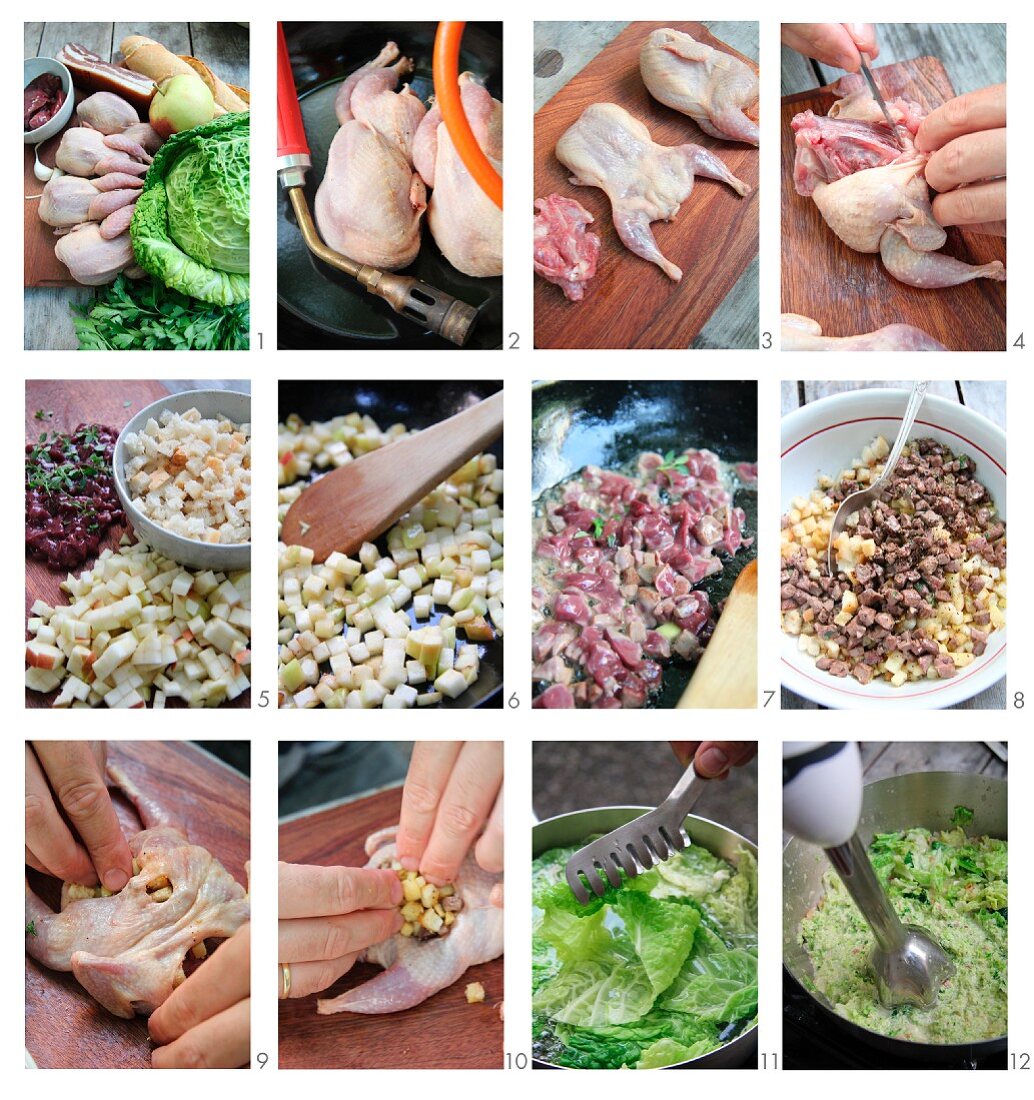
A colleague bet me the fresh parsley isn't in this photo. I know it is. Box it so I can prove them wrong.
[26,920,37,937]
[34,409,53,421]
[72,275,250,352]
[590,516,605,539]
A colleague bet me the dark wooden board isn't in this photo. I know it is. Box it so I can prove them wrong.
[25,741,250,1070]
[534,21,759,349]
[25,22,119,288]
[279,784,504,1069]
[780,57,1006,351]
[25,379,250,709]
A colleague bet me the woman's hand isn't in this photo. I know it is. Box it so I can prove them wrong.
[917,84,1006,235]
[396,741,503,884]
[782,23,878,71]
[25,741,134,892]
[670,742,757,779]
[278,862,402,999]
[149,924,250,1069]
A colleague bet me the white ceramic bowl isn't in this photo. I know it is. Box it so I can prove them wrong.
[781,389,1006,709]
[114,390,252,571]
[24,57,74,143]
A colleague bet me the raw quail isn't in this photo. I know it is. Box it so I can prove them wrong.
[780,312,947,351]
[316,44,427,269]
[316,825,502,1015]
[25,765,249,1019]
[556,102,750,281]
[640,28,758,145]
[53,223,136,284]
[77,91,140,135]
[791,82,1005,288]
[413,73,503,277]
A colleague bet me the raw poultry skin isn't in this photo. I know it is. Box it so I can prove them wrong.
[781,312,947,351]
[317,826,503,1015]
[37,95,159,285]
[25,764,249,1020]
[334,41,426,164]
[533,194,600,301]
[556,102,750,281]
[413,74,503,278]
[316,43,427,271]
[640,28,759,145]
[54,224,135,285]
[792,86,1005,288]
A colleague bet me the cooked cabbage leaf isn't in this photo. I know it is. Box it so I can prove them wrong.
[532,841,757,1069]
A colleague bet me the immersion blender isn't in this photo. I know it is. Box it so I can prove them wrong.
[276,23,478,346]
[783,742,954,1008]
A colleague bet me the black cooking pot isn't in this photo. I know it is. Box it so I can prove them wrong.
[279,380,503,708]
[532,380,757,707]
[278,21,503,350]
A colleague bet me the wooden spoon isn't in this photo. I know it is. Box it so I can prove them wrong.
[281,390,504,562]
[677,560,757,709]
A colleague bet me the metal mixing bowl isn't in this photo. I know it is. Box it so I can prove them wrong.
[533,805,758,1069]
[783,771,1007,1063]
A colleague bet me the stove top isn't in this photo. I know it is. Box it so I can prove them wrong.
[783,970,1005,1070]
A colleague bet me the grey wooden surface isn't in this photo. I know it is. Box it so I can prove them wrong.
[783,741,1006,843]
[533,741,758,844]
[781,380,1006,711]
[781,22,1006,96]
[534,21,759,350]
[24,22,249,351]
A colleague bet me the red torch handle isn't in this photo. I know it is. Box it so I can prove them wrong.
[277,22,310,160]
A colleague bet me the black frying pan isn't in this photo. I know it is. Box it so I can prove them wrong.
[532,380,757,707]
[278,22,503,351]
[280,380,503,708]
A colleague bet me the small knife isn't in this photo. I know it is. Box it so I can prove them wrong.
[858,52,903,147]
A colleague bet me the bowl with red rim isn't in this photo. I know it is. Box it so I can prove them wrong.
[780,388,1006,709]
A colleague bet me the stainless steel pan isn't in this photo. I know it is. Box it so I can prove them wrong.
[534,806,758,1069]
[783,771,1007,1063]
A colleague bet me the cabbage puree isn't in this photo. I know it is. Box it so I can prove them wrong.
[799,818,1007,1043]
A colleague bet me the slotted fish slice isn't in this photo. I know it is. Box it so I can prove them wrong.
[565,766,704,904]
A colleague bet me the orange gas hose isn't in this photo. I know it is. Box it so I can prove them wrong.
[433,21,503,210]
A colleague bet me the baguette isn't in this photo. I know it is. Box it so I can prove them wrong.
[181,56,249,112]
[119,35,249,114]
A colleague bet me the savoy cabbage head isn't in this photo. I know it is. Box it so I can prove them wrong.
[131,112,250,306]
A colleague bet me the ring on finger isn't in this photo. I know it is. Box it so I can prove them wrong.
[280,962,292,999]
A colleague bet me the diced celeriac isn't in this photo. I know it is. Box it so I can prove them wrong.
[25,537,251,709]
[278,415,503,709]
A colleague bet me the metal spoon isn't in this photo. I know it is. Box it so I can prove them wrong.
[825,832,954,1008]
[826,381,929,578]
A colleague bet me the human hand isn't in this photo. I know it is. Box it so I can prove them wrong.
[396,741,503,884]
[25,741,134,892]
[150,923,250,1069]
[278,862,402,998]
[781,23,878,71]
[670,742,757,779]
[917,84,1006,235]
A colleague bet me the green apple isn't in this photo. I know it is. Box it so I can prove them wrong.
[149,73,216,138]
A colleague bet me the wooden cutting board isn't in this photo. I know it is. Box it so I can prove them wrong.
[24,120,84,287]
[781,58,1007,351]
[534,21,759,349]
[25,741,250,1069]
[25,379,250,708]
[278,784,504,1069]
